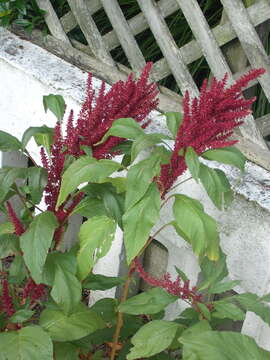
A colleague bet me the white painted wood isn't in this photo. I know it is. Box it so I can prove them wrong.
[137,0,198,97]
[100,0,145,72]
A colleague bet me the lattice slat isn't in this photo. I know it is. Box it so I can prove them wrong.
[101,0,146,71]
[35,0,71,44]
[137,0,198,97]
[66,0,115,67]
[221,0,270,101]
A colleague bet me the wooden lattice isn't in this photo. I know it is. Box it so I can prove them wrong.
[18,0,270,169]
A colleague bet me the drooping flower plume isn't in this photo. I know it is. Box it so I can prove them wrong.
[158,68,266,195]
[6,201,24,236]
[1,279,15,317]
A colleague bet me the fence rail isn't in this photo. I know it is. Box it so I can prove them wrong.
[30,0,270,168]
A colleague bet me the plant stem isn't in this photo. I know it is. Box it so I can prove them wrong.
[110,262,135,360]
[160,177,192,209]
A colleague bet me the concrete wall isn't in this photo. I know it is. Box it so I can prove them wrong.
[1,28,270,349]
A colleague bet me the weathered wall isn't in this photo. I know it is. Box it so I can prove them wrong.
[1,28,270,349]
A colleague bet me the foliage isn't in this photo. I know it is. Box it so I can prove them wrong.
[0,64,269,359]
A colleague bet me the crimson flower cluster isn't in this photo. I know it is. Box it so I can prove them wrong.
[22,278,46,305]
[159,68,266,195]
[1,279,15,317]
[134,258,203,307]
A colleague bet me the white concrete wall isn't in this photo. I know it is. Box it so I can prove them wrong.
[1,28,270,349]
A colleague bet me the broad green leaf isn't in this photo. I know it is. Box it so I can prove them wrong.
[234,293,270,327]
[9,309,34,323]
[90,298,118,322]
[125,153,162,211]
[0,130,21,152]
[39,304,105,342]
[8,254,27,284]
[77,216,116,280]
[180,331,270,360]
[131,133,171,162]
[213,302,245,321]
[197,303,211,321]
[0,167,27,202]
[27,167,47,204]
[54,343,79,360]
[123,183,160,264]
[102,189,125,228]
[0,222,14,235]
[0,234,19,258]
[56,156,121,208]
[83,273,125,290]
[97,118,144,145]
[72,197,107,218]
[21,125,54,151]
[20,211,58,283]
[127,320,179,359]
[43,94,66,121]
[208,280,240,294]
[103,177,127,193]
[199,164,233,210]
[185,146,200,181]
[175,266,189,282]
[111,140,133,155]
[119,287,177,315]
[0,326,53,360]
[198,252,228,291]
[180,320,211,342]
[202,146,246,172]
[165,112,183,138]
[51,263,82,315]
[173,195,219,260]
[42,251,77,286]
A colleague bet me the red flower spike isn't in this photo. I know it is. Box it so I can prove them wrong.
[6,201,24,236]
[2,279,15,317]
[159,68,266,195]
[22,278,46,304]
[134,258,203,307]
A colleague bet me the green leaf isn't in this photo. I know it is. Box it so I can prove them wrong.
[123,183,160,264]
[72,197,106,219]
[51,263,82,315]
[54,343,79,360]
[83,273,125,290]
[0,130,22,152]
[125,152,162,211]
[0,167,27,202]
[90,298,118,322]
[175,266,189,282]
[119,288,177,315]
[39,304,105,342]
[77,216,116,280]
[173,195,219,260]
[27,167,47,204]
[127,320,179,359]
[9,309,34,323]
[165,112,183,138]
[202,146,246,172]
[103,177,127,193]
[198,252,228,291]
[102,187,125,228]
[8,254,27,284]
[0,234,19,258]
[56,156,121,208]
[180,331,270,359]
[0,222,14,235]
[0,326,53,360]
[131,133,171,162]
[20,211,58,283]
[208,280,241,294]
[213,302,245,321]
[43,94,66,121]
[199,164,233,210]
[180,320,211,342]
[197,303,211,321]
[21,125,54,151]
[185,146,200,181]
[97,118,144,145]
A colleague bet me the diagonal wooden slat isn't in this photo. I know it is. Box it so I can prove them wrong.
[221,0,270,102]
[100,0,146,71]
[66,0,115,67]
[35,0,71,44]
[152,0,270,81]
[137,0,198,97]
[175,0,267,149]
